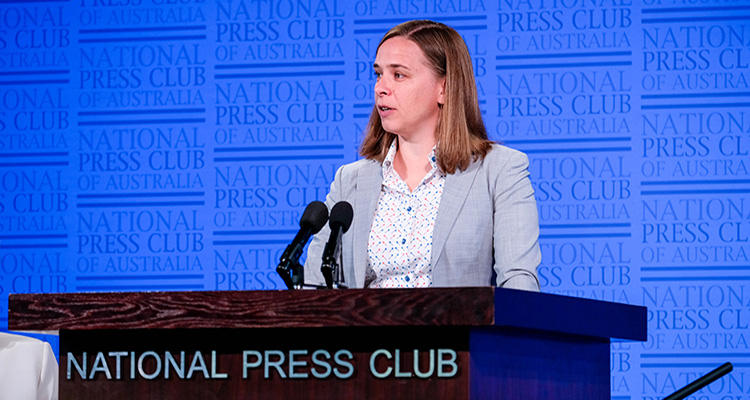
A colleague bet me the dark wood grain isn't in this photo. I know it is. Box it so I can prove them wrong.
[9,288,495,331]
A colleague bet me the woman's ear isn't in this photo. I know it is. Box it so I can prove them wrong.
[438,78,446,105]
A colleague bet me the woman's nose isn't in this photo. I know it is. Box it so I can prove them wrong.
[375,78,389,96]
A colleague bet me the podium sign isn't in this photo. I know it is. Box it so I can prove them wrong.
[9,288,646,400]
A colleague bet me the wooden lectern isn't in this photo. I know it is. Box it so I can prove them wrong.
[9,288,646,400]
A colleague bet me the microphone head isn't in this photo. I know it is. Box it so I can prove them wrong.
[300,201,329,234]
[329,201,354,233]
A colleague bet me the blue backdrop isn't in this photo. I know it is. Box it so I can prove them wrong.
[1,1,749,398]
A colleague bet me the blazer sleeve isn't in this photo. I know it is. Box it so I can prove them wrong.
[490,149,542,291]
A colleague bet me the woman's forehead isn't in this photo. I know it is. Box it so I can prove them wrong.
[374,37,429,69]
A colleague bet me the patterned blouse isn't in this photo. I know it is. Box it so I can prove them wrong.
[365,141,446,288]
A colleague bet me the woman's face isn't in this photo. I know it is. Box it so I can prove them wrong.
[373,37,445,142]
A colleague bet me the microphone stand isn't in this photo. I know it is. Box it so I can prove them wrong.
[663,362,733,400]
[291,260,305,289]
[277,259,307,290]
[276,263,294,290]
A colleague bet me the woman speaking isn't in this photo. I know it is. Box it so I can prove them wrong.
[305,20,541,291]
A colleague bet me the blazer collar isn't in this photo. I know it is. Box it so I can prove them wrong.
[431,160,482,269]
[352,160,382,288]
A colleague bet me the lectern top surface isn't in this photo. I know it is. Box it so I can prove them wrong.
[8,287,646,341]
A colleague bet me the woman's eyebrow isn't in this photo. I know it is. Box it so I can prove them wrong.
[373,62,411,70]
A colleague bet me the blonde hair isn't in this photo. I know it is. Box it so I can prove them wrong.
[359,20,491,174]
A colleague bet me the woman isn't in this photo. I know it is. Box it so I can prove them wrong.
[304,20,540,290]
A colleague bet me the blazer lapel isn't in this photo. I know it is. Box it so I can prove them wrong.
[431,161,481,271]
[352,161,382,288]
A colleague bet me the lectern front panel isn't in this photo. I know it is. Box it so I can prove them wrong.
[61,327,470,400]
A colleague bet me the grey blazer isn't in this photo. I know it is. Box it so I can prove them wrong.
[304,144,541,290]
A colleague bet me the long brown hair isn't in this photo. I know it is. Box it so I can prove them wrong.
[359,20,491,174]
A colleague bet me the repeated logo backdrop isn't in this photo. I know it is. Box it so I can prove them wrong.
[0,0,748,398]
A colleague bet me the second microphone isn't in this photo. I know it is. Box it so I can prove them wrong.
[321,201,353,289]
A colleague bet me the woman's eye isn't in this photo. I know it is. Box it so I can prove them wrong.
[374,71,382,78]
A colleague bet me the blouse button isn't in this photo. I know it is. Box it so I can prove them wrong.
[401,238,406,244]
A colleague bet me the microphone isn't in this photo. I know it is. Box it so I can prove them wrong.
[663,362,733,400]
[276,201,329,290]
[321,201,353,289]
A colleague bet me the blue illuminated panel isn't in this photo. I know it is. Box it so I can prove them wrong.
[0,2,748,399]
